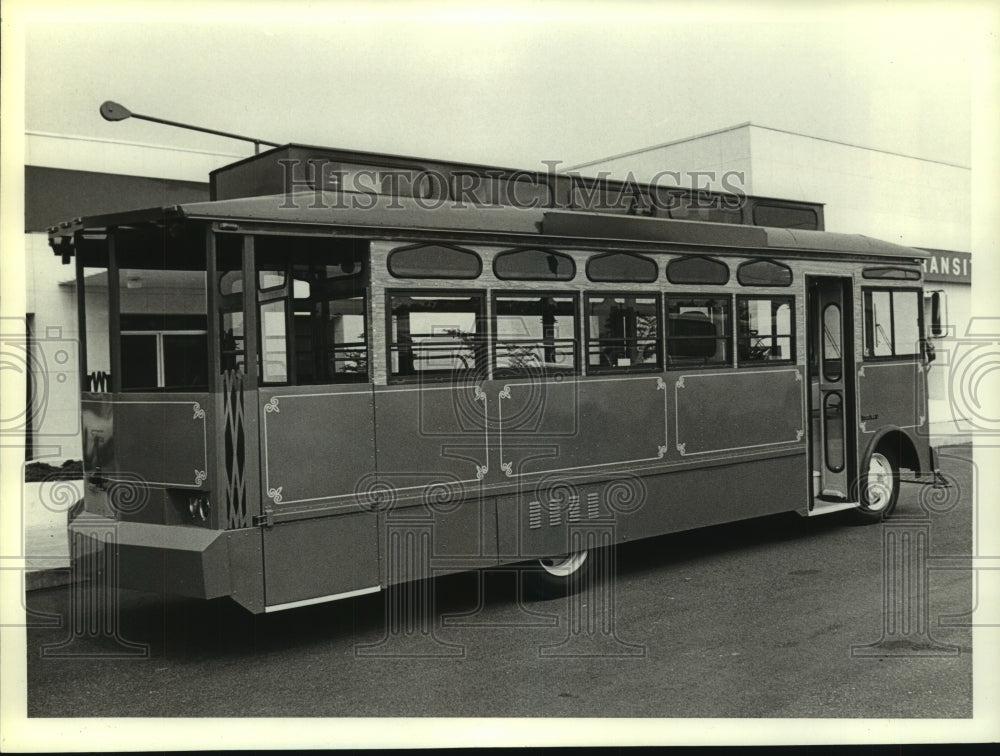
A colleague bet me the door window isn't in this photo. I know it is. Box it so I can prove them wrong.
[822,303,842,381]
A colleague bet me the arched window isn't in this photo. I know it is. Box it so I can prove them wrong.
[388,244,482,279]
[493,248,575,281]
[862,267,921,281]
[666,255,729,285]
[586,252,658,283]
[737,259,793,287]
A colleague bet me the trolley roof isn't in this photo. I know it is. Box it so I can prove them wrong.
[48,189,927,262]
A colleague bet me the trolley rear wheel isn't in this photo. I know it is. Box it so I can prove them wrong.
[523,549,590,599]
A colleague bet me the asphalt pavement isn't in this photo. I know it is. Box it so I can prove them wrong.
[23,444,973,719]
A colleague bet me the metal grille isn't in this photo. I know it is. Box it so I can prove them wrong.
[222,369,249,528]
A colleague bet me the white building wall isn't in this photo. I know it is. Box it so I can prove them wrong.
[27,132,244,181]
[570,125,755,194]
[746,125,971,250]
[24,232,83,459]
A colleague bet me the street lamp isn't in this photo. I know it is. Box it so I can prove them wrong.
[100,100,280,154]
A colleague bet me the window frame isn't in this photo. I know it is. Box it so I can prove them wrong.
[663,294,733,370]
[491,289,581,378]
[862,286,924,362]
[735,294,796,367]
[385,288,487,383]
[584,292,663,374]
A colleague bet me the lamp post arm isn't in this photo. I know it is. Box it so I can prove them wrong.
[100,100,280,154]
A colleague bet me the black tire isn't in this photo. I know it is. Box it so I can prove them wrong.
[522,549,591,600]
[846,447,900,525]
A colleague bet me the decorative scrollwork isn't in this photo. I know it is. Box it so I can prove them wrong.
[422,479,463,514]
[264,397,280,414]
[267,486,283,504]
[476,465,488,480]
[677,442,687,455]
[194,469,207,486]
[473,386,486,403]
[354,474,396,513]
[675,377,685,389]
[192,402,206,420]
[657,444,668,458]
[499,385,511,400]
[603,476,647,515]
[656,377,666,391]
[107,473,150,516]
[500,461,513,477]
[919,471,961,515]
[38,474,82,514]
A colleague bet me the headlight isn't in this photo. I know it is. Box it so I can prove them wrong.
[188,496,211,523]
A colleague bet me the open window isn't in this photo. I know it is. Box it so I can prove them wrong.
[665,296,731,367]
[494,293,578,376]
[586,294,661,372]
[253,237,369,385]
[388,291,485,380]
[736,296,794,364]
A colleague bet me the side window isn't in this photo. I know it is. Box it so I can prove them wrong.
[494,294,578,376]
[388,292,484,380]
[586,294,661,372]
[736,296,794,364]
[863,288,921,359]
[259,299,288,383]
[751,203,819,230]
[665,296,731,367]
[254,238,369,385]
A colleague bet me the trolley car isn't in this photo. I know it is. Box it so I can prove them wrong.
[50,144,938,613]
